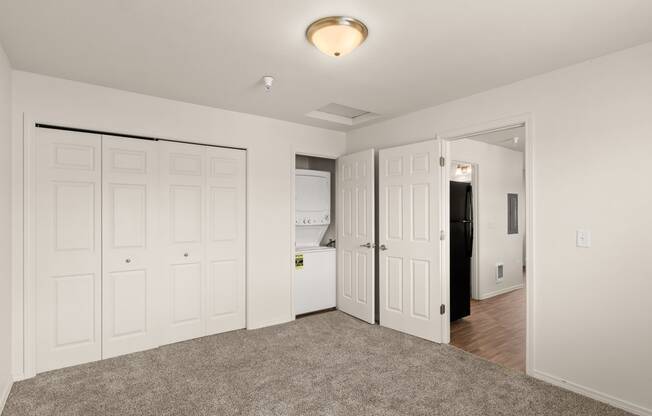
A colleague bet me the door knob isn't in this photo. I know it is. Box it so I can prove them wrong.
[183,253,189,257]
[360,242,372,248]
[125,258,131,263]
[379,244,388,251]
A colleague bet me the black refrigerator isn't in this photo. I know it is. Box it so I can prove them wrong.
[450,181,473,322]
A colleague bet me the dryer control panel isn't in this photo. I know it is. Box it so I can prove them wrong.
[296,213,330,225]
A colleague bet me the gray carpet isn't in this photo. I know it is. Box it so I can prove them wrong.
[3,311,630,416]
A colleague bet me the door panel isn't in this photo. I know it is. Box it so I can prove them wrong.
[160,142,246,342]
[204,147,246,335]
[160,141,206,343]
[36,128,102,372]
[171,263,202,323]
[336,149,375,323]
[170,185,203,242]
[102,136,159,358]
[379,140,442,342]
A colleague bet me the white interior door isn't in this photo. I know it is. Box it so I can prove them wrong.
[379,140,443,342]
[35,128,102,372]
[102,136,160,358]
[336,149,375,324]
[204,146,246,335]
[160,141,207,343]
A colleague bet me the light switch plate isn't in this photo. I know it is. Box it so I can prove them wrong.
[576,230,591,248]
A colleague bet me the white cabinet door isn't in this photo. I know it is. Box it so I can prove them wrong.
[35,128,102,372]
[379,140,443,342]
[336,149,375,324]
[102,136,160,358]
[204,147,246,335]
[160,141,207,344]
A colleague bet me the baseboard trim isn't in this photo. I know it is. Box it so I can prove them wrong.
[247,316,292,330]
[12,372,26,382]
[477,283,524,300]
[532,370,651,416]
[0,376,13,414]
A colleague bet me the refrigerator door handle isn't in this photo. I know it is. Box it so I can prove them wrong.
[466,222,474,256]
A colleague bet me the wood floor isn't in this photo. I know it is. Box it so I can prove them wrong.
[450,286,525,372]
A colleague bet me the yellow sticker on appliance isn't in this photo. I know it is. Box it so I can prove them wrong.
[295,253,304,270]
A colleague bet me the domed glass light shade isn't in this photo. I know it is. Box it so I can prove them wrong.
[306,16,368,57]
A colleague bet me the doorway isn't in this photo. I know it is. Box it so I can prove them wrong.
[292,154,337,318]
[444,122,530,373]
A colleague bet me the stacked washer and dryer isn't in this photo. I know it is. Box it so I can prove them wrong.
[294,169,336,315]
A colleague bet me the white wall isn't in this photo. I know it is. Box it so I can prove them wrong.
[450,139,525,300]
[347,43,652,414]
[0,41,13,410]
[11,71,346,377]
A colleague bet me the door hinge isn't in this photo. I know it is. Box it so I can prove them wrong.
[440,230,445,241]
[440,304,446,315]
[439,156,445,167]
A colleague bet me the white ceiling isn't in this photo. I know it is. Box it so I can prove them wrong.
[470,126,526,152]
[1,1,652,131]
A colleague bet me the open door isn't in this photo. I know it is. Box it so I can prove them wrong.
[379,140,444,342]
[336,149,375,324]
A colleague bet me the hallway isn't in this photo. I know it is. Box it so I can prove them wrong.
[451,287,526,372]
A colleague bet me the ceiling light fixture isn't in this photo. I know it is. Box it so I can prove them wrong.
[306,16,368,58]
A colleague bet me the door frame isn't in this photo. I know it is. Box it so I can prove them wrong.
[437,113,534,375]
[449,160,480,300]
[17,115,251,379]
[289,149,340,320]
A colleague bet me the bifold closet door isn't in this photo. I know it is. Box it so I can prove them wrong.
[160,141,207,343]
[204,147,246,335]
[35,128,102,373]
[35,130,246,371]
[101,136,160,358]
[159,141,246,344]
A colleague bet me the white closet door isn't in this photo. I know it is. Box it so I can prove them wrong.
[204,147,246,335]
[379,140,443,342]
[102,136,160,358]
[336,149,375,324]
[35,128,102,372]
[160,141,206,343]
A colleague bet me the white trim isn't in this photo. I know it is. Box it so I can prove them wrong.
[291,150,340,321]
[438,138,450,343]
[476,283,524,300]
[246,316,293,331]
[289,149,297,320]
[524,114,535,376]
[245,148,252,330]
[23,115,36,378]
[437,113,535,377]
[11,112,25,381]
[0,376,12,414]
[532,370,652,416]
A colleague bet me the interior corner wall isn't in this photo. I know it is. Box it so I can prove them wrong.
[346,42,652,414]
[0,42,13,409]
[11,71,346,377]
[450,139,525,300]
